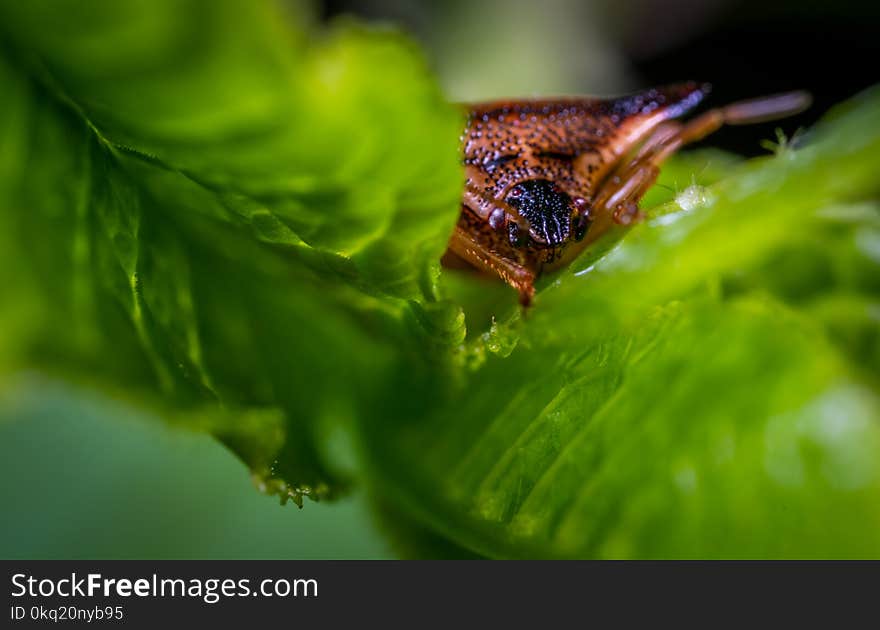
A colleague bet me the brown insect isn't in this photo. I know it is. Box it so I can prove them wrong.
[443,82,810,305]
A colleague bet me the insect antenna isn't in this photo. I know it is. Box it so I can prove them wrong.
[721,91,812,125]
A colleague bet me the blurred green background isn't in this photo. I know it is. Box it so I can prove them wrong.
[0,379,391,559]
[1,0,876,559]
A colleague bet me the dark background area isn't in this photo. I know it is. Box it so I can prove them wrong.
[323,0,879,154]
[628,0,880,153]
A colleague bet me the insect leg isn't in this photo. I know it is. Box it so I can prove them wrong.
[646,90,811,156]
[594,90,811,224]
[447,225,536,306]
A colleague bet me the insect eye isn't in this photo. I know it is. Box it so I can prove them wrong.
[488,208,506,230]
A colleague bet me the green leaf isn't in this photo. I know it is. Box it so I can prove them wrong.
[0,0,463,504]
[358,90,880,558]
[2,0,879,557]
